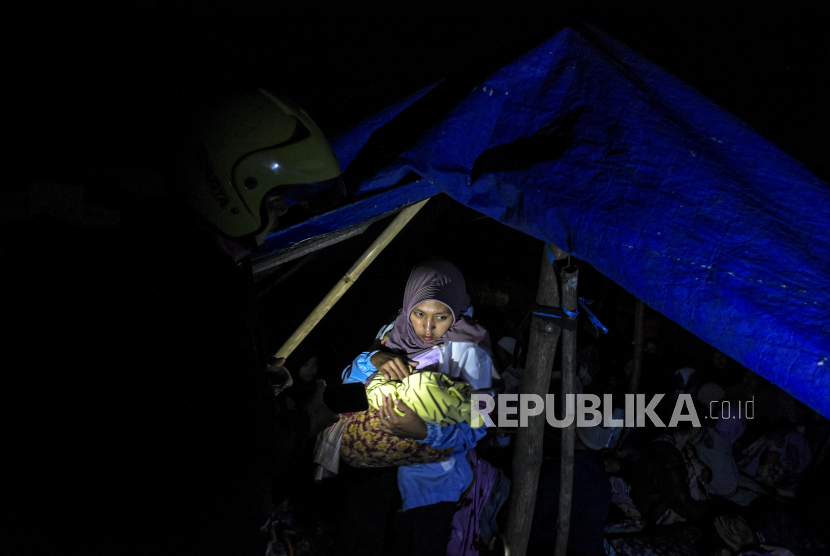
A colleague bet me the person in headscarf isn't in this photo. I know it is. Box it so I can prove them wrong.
[358,260,496,430]
[738,427,812,496]
[338,259,499,556]
[369,259,494,387]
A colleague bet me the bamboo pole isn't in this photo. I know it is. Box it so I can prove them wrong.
[505,242,566,556]
[274,198,430,359]
[554,264,578,556]
[627,298,646,394]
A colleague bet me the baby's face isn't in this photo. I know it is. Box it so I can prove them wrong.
[409,300,453,344]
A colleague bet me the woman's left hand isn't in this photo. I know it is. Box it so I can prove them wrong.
[378,395,428,440]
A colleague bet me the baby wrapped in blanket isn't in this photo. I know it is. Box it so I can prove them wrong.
[364,343,489,428]
[340,260,497,468]
[366,369,476,427]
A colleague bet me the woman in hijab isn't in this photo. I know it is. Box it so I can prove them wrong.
[338,259,497,556]
[369,259,494,387]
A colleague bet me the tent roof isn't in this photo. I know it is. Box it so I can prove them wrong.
[256,26,830,418]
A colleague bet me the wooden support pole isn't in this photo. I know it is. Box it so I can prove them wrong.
[628,298,646,394]
[555,264,578,556]
[505,242,566,556]
[274,198,430,360]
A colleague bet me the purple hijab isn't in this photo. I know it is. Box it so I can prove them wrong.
[385,260,491,359]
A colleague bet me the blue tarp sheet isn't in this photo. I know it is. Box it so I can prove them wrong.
[258,27,830,418]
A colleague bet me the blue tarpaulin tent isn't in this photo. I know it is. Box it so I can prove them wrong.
[257,26,830,418]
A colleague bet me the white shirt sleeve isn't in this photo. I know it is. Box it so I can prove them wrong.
[438,341,496,391]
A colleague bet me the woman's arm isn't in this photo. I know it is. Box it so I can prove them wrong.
[341,350,420,384]
[420,420,487,452]
[341,351,379,384]
[341,319,420,384]
[378,395,486,451]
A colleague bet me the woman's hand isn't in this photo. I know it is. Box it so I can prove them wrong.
[378,394,428,440]
[371,351,418,382]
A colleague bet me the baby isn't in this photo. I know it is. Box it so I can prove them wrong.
[364,366,481,428]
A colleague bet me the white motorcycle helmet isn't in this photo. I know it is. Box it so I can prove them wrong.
[178,89,344,238]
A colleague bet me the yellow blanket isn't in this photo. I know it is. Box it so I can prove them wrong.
[365,370,482,428]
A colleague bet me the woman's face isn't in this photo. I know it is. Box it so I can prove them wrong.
[409,300,453,343]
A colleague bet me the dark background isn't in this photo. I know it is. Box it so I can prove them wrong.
[7,3,830,552]
[25,0,829,185]
[17,0,830,383]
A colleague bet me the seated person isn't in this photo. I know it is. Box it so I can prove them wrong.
[630,420,711,526]
[684,442,713,501]
[695,402,776,507]
[700,505,826,556]
[738,426,812,497]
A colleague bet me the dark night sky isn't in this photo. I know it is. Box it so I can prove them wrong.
[25,0,829,189]
[16,0,829,369]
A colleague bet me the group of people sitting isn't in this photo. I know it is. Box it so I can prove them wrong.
[584,371,826,556]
